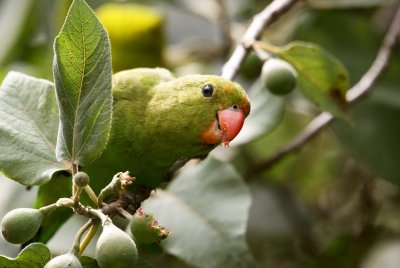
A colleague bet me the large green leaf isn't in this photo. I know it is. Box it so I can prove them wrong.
[143,158,256,268]
[0,72,66,185]
[264,41,349,118]
[0,243,51,268]
[53,0,112,166]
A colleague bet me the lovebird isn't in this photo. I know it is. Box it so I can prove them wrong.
[84,68,250,190]
[34,68,250,242]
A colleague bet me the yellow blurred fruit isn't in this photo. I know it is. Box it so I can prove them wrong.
[96,3,165,71]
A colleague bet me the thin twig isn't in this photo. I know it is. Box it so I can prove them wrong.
[346,6,400,103]
[84,185,98,207]
[250,4,400,174]
[79,221,100,256]
[221,0,301,80]
[72,187,83,204]
[71,220,92,257]
[117,207,134,221]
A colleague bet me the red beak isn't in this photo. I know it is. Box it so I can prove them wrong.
[218,109,245,147]
[201,108,246,147]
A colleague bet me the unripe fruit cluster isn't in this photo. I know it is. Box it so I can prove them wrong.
[262,58,297,96]
[1,176,168,268]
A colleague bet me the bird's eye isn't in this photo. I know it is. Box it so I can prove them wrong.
[202,84,214,97]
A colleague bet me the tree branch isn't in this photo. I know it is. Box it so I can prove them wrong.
[165,0,300,179]
[221,0,301,80]
[251,4,400,174]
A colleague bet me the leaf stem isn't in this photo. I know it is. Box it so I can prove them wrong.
[71,164,78,199]
[72,163,78,175]
[253,41,280,55]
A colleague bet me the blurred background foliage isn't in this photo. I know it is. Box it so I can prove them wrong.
[0,0,400,267]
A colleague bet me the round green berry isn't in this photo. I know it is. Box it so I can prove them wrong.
[262,58,297,95]
[73,172,90,188]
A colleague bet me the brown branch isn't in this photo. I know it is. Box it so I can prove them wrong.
[250,4,400,174]
[221,0,301,80]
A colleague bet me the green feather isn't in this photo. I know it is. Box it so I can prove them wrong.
[84,68,249,189]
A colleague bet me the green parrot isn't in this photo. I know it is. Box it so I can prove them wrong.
[83,67,250,190]
[34,68,250,243]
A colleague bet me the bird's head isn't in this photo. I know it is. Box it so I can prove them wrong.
[150,75,250,148]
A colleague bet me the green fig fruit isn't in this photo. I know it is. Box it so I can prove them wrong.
[1,208,44,244]
[130,208,170,244]
[73,172,90,188]
[45,253,82,268]
[262,58,297,95]
[96,222,138,268]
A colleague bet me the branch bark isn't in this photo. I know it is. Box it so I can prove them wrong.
[250,4,400,174]
[221,0,301,80]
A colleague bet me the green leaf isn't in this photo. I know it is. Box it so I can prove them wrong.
[0,72,66,185]
[80,255,99,268]
[266,41,349,118]
[232,77,284,145]
[143,158,257,268]
[0,243,51,268]
[53,0,112,166]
